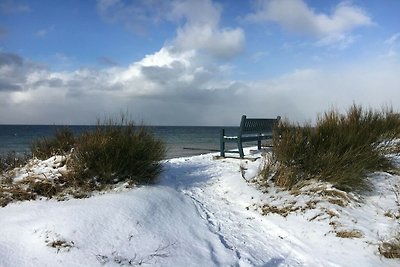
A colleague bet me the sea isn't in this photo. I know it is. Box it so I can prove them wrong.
[0,125,246,159]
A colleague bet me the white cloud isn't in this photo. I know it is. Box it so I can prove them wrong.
[97,0,245,59]
[139,47,193,68]
[246,0,372,47]
[246,63,400,123]
[0,49,245,124]
[1,49,400,125]
[316,33,357,49]
[170,0,245,59]
[173,24,244,59]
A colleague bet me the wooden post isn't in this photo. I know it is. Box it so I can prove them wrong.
[238,139,244,158]
[220,129,225,157]
[238,115,246,158]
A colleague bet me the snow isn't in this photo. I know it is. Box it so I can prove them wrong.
[11,155,68,182]
[1,147,399,266]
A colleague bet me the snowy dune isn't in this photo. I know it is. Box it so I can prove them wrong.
[0,147,399,266]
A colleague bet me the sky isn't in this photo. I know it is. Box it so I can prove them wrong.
[0,0,399,126]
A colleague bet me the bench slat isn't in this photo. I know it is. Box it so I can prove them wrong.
[242,119,277,134]
[220,115,280,158]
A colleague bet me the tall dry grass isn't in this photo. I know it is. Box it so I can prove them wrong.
[31,127,75,159]
[379,231,400,259]
[1,116,165,206]
[0,151,30,173]
[66,117,165,189]
[265,105,400,192]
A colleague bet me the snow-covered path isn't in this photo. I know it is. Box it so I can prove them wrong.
[162,155,321,266]
[1,149,399,266]
[161,153,395,267]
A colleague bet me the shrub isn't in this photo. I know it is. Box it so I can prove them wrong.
[1,117,165,207]
[31,127,75,159]
[67,118,165,189]
[265,105,400,192]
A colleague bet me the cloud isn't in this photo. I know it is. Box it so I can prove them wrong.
[0,1,396,125]
[169,0,245,59]
[97,0,245,59]
[315,33,357,50]
[245,0,372,47]
[249,63,400,123]
[50,53,77,70]
[0,0,30,14]
[173,23,244,59]
[0,52,37,92]
[1,48,400,125]
[0,48,246,124]
[0,52,23,66]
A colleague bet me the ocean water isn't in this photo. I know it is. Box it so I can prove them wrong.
[0,125,243,159]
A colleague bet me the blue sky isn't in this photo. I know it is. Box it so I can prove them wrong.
[0,0,399,125]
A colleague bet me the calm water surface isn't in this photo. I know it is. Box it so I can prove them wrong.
[0,125,243,159]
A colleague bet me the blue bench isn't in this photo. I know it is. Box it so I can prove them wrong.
[220,115,280,158]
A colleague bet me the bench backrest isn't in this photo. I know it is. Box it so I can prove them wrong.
[239,115,280,135]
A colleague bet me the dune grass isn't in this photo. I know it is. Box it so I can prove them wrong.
[379,232,400,259]
[263,105,400,192]
[30,116,166,189]
[1,116,165,206]
[67,117,165,189]
[0,151,30,173]
[31,127,75,160]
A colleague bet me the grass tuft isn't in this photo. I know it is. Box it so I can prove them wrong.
[31,127,75,160]
[0,151,30,173]
[335,229,363,239]
[1,115,165,207]
[67,117,165,189]
[379,232,400,259]
[263,104,400,192]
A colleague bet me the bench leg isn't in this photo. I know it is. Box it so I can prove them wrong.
[220,129,225,157]
[238,140,244,158]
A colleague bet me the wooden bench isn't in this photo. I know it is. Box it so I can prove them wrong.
[220,115,280,158]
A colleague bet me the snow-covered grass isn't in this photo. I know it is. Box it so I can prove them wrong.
[379,231,400,259]
[30,118,165,189]
[1,147,399,266]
